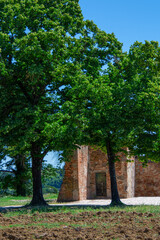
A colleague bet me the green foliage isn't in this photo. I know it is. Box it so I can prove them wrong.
[0,0,117,163]
[0,172,15,195]
[0,169,32,196]
[0,0,126,166]
[0,162,64,196]
[42,164,64,194]
[0,0,102,204]
[62,39,160,163]
[62,48,129,153]
[126,41,160,162]
[0,0,85,159]
[0,154,32,196]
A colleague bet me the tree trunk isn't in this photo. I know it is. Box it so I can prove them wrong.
[15,155,27,196]
[106,140,124,206]
[30,143,47,206]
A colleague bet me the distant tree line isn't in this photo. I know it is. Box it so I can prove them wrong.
[0,0,160,206]
[0,161,64,196]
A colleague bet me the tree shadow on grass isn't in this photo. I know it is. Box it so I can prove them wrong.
[0,202,136,215]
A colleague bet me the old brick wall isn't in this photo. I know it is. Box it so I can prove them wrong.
[88,148,128,199]
[88,147,108,199]
[135,160,160,196]
[57,146,89,202]
[58,146,160,202]
[57,150,79,202]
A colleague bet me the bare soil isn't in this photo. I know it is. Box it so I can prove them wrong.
[0,210,160,239]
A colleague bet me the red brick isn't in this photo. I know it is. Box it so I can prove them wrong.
[57,146,160,202]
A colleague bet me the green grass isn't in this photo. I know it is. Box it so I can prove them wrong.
[2,204,160,218]
[0,222,67,230]
[0,195,30,207]
[0,193,58,207]
[1,194,160,216]
[0,221,95,230]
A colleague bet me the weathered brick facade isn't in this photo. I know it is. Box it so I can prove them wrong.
[135,160,160,197]
[58,146,160,202]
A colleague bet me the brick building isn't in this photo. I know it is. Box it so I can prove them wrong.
[58,146,160,202]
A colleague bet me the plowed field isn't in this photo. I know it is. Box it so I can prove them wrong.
[0,210,160,239]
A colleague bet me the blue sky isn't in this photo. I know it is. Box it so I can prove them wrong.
[46,0,160,166]
[79,0,160,52]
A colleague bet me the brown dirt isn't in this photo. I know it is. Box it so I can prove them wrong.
[0,211,160,239]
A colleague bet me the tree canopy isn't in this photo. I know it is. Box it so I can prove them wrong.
[0,0,122,205]
[126,41,160,163]
[62,40,160,205]
[0,0,88,205]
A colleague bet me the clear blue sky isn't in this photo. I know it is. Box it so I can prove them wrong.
[46,0,160,166]
[79,0,160,52]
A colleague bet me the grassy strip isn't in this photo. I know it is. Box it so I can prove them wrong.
[0,193,58,207]
[0,222,67,229]
[0,221,94,230]
[2,205,160,217]
[0,196,30,207]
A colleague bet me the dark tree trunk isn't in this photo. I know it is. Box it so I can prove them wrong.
[106,140,123,206]
[15,155,27,196]
[30,143,47,206]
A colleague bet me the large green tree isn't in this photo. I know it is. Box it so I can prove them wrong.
[63,40,160,205]
[0,0,88,205]
[61,38,128,205]
[0,0,118,205]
